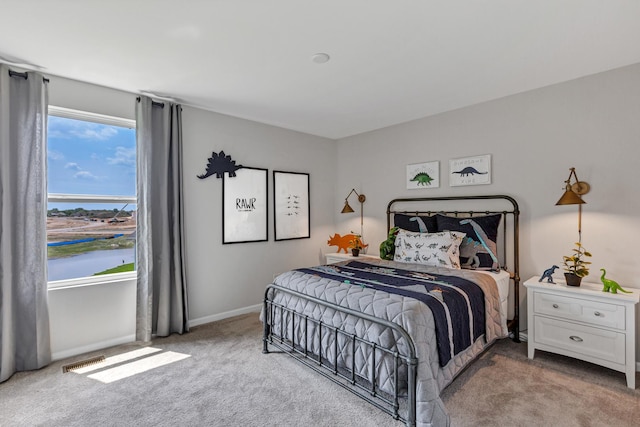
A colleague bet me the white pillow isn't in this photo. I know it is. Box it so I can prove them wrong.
[393,230,466,269]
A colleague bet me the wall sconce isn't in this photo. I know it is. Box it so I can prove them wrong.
[555,167,590,242]
[341,189,366,238]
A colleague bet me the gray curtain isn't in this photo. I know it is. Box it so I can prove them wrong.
[0,65,51,383]
[135,96,189,341]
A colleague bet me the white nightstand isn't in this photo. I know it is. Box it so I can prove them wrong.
[325,252,378,264]
[525,276,639,389]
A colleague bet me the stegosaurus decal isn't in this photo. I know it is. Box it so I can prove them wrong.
[197,150,243,179]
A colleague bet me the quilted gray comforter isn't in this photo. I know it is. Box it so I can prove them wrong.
[264,258,505,427]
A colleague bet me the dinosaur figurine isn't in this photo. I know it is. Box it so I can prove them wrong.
[539,265,559,283]
[379,227,399,260]
[600,269,632,294]
[409,172,434,186]
[452,167,488,177]
[327,233,368,254]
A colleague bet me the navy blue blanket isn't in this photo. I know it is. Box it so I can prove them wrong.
[295,261,486,367]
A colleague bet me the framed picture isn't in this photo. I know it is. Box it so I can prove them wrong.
[449,154,491,186]
[406,161,440,189]
[222,167,268,244]
[273,171,310,241]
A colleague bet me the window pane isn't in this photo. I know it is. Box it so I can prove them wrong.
[47,115,136,196]
[47,202,137,281]
[47,112,137,282]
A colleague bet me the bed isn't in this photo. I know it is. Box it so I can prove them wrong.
[262,195,520,427]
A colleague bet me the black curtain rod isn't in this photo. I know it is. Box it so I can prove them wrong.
[8,69,50,83]
[136,96,165,108]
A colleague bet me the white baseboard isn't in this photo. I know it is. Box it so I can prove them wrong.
[52,334,136,361]
[188,303,262,328]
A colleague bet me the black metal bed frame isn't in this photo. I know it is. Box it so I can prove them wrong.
[386,195,520,341]
[263,195,520,427]
[263,284,418,425]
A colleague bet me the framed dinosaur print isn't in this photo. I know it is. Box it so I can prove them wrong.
[449,154,491,186]
[273,171,310,241]
[406,161,440,189]
[222,166,268,244]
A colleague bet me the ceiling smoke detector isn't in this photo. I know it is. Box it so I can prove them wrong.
[311,53,330,64]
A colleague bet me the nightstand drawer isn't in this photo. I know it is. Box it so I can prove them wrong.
[534,316,625,364]
[533,291,625,330]
[325,253,377,264]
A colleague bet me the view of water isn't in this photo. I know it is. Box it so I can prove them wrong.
[48,248,135,282]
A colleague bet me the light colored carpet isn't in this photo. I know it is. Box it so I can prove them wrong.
[1,313,638,426]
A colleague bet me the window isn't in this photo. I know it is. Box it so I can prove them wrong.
[47,107,136,286]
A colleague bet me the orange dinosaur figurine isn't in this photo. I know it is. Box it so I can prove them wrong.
[327,233,368,254]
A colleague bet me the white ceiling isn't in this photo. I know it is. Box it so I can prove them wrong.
[2,1,640,139]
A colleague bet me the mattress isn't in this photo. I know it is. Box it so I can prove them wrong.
[476,269,510,335]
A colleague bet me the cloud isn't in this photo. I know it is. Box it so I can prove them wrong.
[47,150,64,160]
[71,127,118,141]
[74,171,99,180]
[65,162,82,171]
[48,116,119,141]
[107,146,136,167]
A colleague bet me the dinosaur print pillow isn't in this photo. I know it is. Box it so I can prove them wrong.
[393,230,465,269]
[436,214,501,271]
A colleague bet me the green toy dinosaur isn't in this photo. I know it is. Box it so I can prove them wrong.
[600,268,631,294]
[379,227,399,260]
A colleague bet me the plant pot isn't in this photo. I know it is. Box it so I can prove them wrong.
[351,248,360,257]
[564,273,582,287]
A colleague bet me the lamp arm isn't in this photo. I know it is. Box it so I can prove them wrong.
[566,167,590,196]
[344,188,358,202]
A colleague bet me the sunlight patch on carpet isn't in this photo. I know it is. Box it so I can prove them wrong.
[72,347,162,374]
[71,347,191,383]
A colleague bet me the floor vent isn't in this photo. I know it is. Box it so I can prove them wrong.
[62,355,106,373]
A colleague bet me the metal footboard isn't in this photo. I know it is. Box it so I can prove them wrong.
[263,283,418,427]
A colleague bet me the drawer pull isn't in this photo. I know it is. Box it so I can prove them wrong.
[552,304,559,309]
[594,311,602,317]
[569,335,583,343]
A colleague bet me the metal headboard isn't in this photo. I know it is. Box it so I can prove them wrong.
[386,195,520,342]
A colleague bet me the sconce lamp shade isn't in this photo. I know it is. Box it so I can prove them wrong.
[341,201,355,213]
[556,189,585,206]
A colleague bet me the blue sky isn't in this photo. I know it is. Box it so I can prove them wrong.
[47,116,136,198]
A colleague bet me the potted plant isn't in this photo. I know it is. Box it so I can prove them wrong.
[349,234,364,257]
[562,242,592,286]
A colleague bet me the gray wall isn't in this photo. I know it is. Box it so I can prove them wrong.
[181,106,336,324]
[334,63,640,340]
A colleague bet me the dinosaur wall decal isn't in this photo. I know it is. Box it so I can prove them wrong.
[197,150,243,179]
